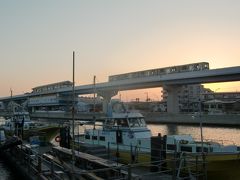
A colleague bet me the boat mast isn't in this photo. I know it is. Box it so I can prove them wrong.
[93,75,96,114]
[71,51,76,171]
[93,75,96,129]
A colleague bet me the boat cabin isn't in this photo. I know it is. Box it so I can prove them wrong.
[166,135,240,153]
[103,112,147,130]
[82,112,151,152]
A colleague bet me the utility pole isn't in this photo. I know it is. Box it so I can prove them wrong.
[71,51,76,177]
[93,75,96,129]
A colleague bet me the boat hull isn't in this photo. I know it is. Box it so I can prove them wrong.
[205,153,240,180]
[5,126,59,143]
[107,148,240,180]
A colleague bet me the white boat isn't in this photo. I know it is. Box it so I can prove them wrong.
[74,111,240,179]
[75,112,240,156]
[79,112,150,146]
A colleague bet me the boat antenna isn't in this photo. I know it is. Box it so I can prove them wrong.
[71,51,76,173]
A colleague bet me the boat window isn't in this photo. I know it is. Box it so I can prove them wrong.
[180,146,192,152]
[196,147,208,153]
[128,118,140,127]
[209,147,213,152]
[24,124,29,129]
[139,118,146,127]
[104,119,114,129]
[128,118,146,127]
[85,134,90,139]
[117,119,128,127]
[92,136,98,140]
[167,144,176,151]
[100,136,105,141]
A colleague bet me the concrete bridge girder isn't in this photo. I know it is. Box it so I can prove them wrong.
[97,90,118,114]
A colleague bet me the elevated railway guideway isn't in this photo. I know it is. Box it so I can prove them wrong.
[0,62,240,114]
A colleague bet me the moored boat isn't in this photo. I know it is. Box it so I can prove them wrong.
[74,111,240,179]
[2,111,60,143]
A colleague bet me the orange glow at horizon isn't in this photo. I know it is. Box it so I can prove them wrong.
[203,81,240,92]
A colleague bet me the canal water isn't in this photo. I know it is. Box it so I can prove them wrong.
[148,124,240,146]
[0,160,18,180]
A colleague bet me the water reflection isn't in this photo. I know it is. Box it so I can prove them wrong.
[148,123,240,146]
[166,124,178,135]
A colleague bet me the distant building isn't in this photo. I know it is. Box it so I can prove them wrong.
[78,96,103,112]
[202,92,240,114]
[126,101,166,112]
[162,84,213,112]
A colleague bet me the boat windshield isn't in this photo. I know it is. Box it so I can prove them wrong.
[128,117,146,128]
[104,118,129,129]
[104,116,146,129]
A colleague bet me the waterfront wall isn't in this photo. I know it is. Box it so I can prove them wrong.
[30,111,104,121]
[2,110,239,126]
[143,112,240,126]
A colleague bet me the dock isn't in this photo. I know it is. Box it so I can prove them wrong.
[0,142,207,180]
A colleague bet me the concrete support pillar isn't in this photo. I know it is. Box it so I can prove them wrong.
[164,85,181,114]
[98,90,118,114]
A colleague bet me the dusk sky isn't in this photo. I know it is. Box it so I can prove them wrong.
[0,1,239,100]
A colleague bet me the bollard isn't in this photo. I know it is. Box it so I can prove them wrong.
[150,134,162,172]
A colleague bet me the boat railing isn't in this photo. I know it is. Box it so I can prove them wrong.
[107,151,207,179]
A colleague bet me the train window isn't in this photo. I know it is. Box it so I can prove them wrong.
[181,66,188,71]
[189,65,193,71]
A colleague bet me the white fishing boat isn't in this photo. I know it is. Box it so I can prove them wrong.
[75,112,240,155]
[74,111,240,179]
